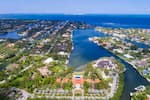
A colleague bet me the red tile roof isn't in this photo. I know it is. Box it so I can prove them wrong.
[72,75,84,85]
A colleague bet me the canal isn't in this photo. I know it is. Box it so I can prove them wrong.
[69,29,150,100]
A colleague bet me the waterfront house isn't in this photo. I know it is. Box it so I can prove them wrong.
[58,51,69,56]
[62,33,71,38]
[93,59,115,70]
[136,60,148,68]
[124,54,134,59]
[113,49,124,54]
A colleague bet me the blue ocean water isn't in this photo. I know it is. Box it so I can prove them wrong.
[0,14,150,100]
[0,14,150,28]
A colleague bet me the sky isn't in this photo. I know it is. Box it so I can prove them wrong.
[0,0,150,14]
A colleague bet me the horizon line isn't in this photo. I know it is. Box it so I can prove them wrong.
[0,13,150,15]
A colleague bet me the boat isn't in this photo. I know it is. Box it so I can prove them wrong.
[134,85,146,91]
[130,92,133,96]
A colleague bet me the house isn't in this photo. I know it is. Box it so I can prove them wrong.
[124,54,134,59]
[37,66,52,76]
[93,58,115,70]
[44,57,54,64]
[58,51,69,56]
[19,56,26,62]
[0,54,5,59]
[62,33,71,38]
[56,78,62,83]
[7,43,15,48]
[85,79,100,84]
[113,49,124,54]
[72,75,84,96]
[135,59,148,68]
[6,63,19,71]
[56,78,69,84]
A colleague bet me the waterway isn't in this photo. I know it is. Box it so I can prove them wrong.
[0,32,21,39]
[0,14,150,99]
[125,39,150,49]
[69,29,150,100]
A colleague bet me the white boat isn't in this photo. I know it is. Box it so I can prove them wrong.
[130,92,133,96]
[134,85,146,91]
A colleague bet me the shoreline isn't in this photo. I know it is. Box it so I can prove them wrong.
[0,31,22,40]
[75,57,123,99]
[66,30,74,66]
[89,37,150,83]
[95,27,150,47]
